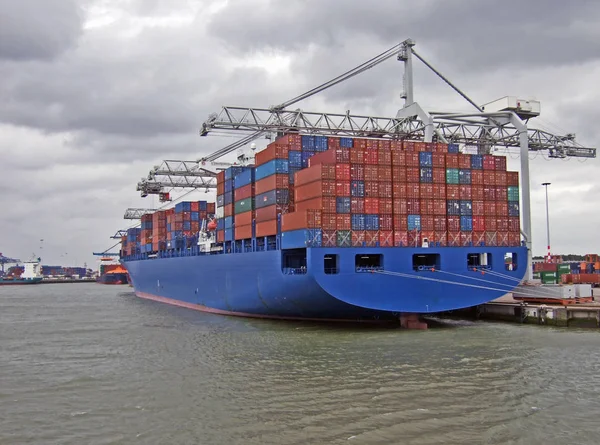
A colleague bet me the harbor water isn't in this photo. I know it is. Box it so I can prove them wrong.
[1,284,600,444]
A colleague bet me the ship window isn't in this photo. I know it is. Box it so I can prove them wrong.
[324,255,339,274]
[413,254,440,271]
[467,253,492,270]
[355,254,383,272]
[282,248,307,275]
[504,252,517,271]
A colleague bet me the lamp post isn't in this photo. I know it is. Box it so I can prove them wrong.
[542,182,551,262]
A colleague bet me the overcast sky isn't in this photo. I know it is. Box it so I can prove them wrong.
[1,0,598,268]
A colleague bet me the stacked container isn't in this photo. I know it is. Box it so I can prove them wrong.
[232,166,255,240]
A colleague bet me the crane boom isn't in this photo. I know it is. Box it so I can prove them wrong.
[124,208,156,219]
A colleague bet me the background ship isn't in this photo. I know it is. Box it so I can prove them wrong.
[110,40,595,327]
[0,253,43,285]
[96,256,129,285]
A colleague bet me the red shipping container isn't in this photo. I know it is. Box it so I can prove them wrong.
[471,186,484,200]
[255,174,288,195]
[459,185,472,200]
[508,233,521,246]
[435,231,448,246]
[378,140,391,150]
[497,232,509,247]
[433,183,446,197]
[378,148,392,165]
[394,231,408,246]
[365,197,380,214]
[379,230,394,247]
[378,166,392,182]
[460,232,472,247]
[407,184,420,198]
[404,141,415,151]
[447,232,461,247]
[351,231,365,247]
[281,210,322,232]
[321,213,337,230]
[484,201,496,216]
[295,180,336,202]
[471,170,484,185]
[407,199,420,214]
[207,202,215,214]
[495,186,507,201]
[236,211,254,226]
[217,171,225,183]
[420,184,434,197]
[309,148,350,166]
[407,231,420,247]
[406,153,420,167]
[295,197,337,213]
[217,183,225,195]
[473,216,485,232]
[393,199,408,215]
[496,217,509,232]
[366,140,378,150]
[235,224,253,240]
[458,154,471,169]
[364,149,378,165]
[432,153,445,168]
[447,184,460,199]
[365,165,379,181]
[407,167,420,182]
[335,181,351,197]
[472,200,484,216]
[508,217,520,232]
[296,164,336,186]
[414,142,427,152]
[496,201,508,216]
[363,181,377,198]
[483,155,496,170]
[255,221,277,237]
[495,171,508,186]
[434,216,447,231]
[393,183,407,198]
[255,142,289,166]
[380,198,393,214]
[322,230,336,247]
[379,182,393,198]
[190,201,199,212]
[350,164,365,181]
[447,217,461,232]
[234,183,254,201]
[379,215,393,231]
[335,164,351,181]
[224,203,233,217]
[421,199,434,215]
[433,168,446,184]
[255,205,283,222]
[336,214,351,230]
[392,166,407,182]
[391,150,406,166]
[483,186,496,201]
[485,216,497,231]
[445,153,459,168]
[435,142,448,152]
[350,147,364,164]
[494,156,507,171]
[351,198,365,213]
[365,230,379,246]
[473,232,485,246]
[394,215,408,231]
[354,139,367,150]
[328,137,341,149]
[421,215,434,231]
[433,200,446,215]
[507,171,519,186]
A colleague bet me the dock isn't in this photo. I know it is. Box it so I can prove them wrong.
[443,289,600,328]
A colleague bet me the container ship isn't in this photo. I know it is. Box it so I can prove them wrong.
[121,135,527,325]
[0,254,43,286]
[96,257,129,285]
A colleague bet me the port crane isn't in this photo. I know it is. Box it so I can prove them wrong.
[0,253,21,274]
[195,38,596,281]
[124,208,156,220]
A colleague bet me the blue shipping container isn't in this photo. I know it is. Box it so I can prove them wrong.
[471,155,483,170]
[460,216,473,231]
[224,179,234,193]
[166,223,171,232]
[224,216,234,229]
[301,151,315,168]
[224,191,234,206]
[448,143,460,153]
[447,200,461,216]
[336,197,351,214]
[459,169,472,185]
[460,200,472,216]
[420,167,433,183]
[183,221,191,231]
[175,201,191,213]
[224,228,234,241]
[217,194,224,207]
[288,151,302,168]
[314,136,329,152]
[198,201,207,211]
[408,215,421,231]
[351,180,365,197]
[191,212,199,221]
[234,168,255,189]
[255,189,290,209]
[301,135,315,150]
[281,229,322,249]
[225,166,246,181]
[508,202,520,217]
[365,214,379,231]
[340,137,354,148]
[288,166,302,184]
[351,214,366,230]
[217,219,225,230]
[255,159,289,181]
[419,151,433,167]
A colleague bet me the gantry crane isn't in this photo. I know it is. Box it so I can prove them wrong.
[0,253,21,274]
[124,208,156,220]
[195,38,596,281]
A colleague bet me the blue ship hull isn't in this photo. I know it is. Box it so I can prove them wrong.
[0,277,43,285]
[123,245,527,322]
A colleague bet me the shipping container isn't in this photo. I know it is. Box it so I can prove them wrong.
[255,189,290,209]
[336,197,351,214]
[295,164,336,185]
[255,159,289,181]
[421,199,434,215]
[365,181,379,197]
[392,166,407,182]
[351,197,365,213]
[351,180,365,197]
[458,169,471,185]
[507,186,519,202]
[350,164,365,181]
[281,210,322,232]
[233,168,255,189]
[507,172,519,186]
[445,153,459,168]
[351,214,366,230]
[483,155,496,170]
[460,216,473,231]
[295,197,337,213]
[255,220,277,237]
[446,168,459,184]
[419,151,433,167]
[336,214,352,231]
[255,204,285,223]
[294,180,335,201]
[253,174,288,196]
[234,183,254,201]
[281,229,322,249]
[337,230,352,247]
[447,200,461,216]
[471,155,483,170]
[288,150,302,168]
[408,214,421,231]
[234,198,254,214]
[225,166,246,181]
[420,167,433,183]
[309,147,350,166]
[350,147,365,164]
[508,202,519,217]
[378,148,392,165]
[365,214,380,231]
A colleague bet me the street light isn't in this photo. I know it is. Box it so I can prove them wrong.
[542,182,551,262]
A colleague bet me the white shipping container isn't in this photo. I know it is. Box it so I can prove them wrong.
[575,284,592,298]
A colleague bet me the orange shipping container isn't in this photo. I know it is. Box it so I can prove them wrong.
[256,220,278,237]
[295,180,336,202]
[236,211,254,226]
[255,174,289,195]
[295,164,336,186]
[295,197,336,213]
[235,224,253,240]
[255,142,289,166]
[281,210,322,232]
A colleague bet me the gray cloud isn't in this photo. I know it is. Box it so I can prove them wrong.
[0,0,85,61]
